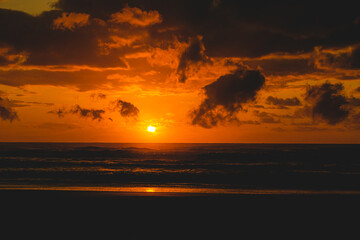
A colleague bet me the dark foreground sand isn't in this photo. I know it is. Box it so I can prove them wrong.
[2,190,360,239]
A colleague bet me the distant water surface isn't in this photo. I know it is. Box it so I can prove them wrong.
[1,143,360,194]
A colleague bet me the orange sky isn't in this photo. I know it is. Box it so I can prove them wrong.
[1,1,360,143]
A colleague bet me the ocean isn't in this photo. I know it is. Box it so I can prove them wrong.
[1,142,360,195]
[2,143,360,239]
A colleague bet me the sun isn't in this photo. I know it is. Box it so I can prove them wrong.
[147,125,156,132]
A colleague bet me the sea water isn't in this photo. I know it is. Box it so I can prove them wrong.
[1,143,360,194]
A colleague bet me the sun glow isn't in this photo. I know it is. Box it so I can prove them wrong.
[147,125,156,132]
[145,188,155,192]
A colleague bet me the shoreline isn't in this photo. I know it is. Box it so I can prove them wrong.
[3,188,360,198]
[2,188,360,238]
[2,185,360,196]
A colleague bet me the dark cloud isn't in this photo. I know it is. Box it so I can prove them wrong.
[90,93,107,100]
[177,36,211,83]
[0,46,27,66]
[203,2,360,58]
[253,111,280,124]
[0,0,359,97]
[71,105,105,121]
[243,58,318,76]
[48,105,106,121]
[266,96,301,107]
[0,97,19,122]
[305,83,349,125]
[348,97,360,106]
[48,108,66,117]
[53,1,360,57]
[0,8,128,68]
[0,1,359,92]
[0,69,113,91]
[191,68,265,128]
[113,99,139,117]
[2,1,359,67]
[313,45,360,70]
[0,105,18,122]
[48,100,139,120]
[282,105,313,120]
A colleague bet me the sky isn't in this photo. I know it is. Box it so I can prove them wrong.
[0,0,56,15]
[0,0,360,143]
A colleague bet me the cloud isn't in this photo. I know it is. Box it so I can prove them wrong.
[90,92,107,100]
[348,97,360,106]
[253,110,280,124]
[313,45,360,70]
[47,108,66,117]
[313,44,360,70]
[5,100,54,107]
[242,55,318,76]
[52,12,90,31]
[48,105,106,121]
[52,1,360,59]
[191,68,265,128]
[70,105,105,121]
[305,82,349,125]
[113,99,139,117]
[0,8,127,68]
[1,0,360,110]
[110,6,162,26]
[37,122,80,130]
[0,47,27,66]
[177,36,211,83]
[0,97,19,122]
[237,120,261,125]
[266,96,301,107]
[1,1,359,93]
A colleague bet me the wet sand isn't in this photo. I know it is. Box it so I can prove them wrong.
[2,189,360,239]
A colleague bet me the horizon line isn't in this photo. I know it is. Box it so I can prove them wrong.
[1,141,360,144]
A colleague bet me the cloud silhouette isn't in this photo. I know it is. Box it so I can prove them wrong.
[48,105,106,121]
[177,36,211,83]
[313,45,360,70]
[113,99,139,117]
[253,110,281,124]
[90,93,107,100]
[47,108,66,118]
[305,82,349,125]
[0,97,19,122]
[70,105,105,121]
[191,68,265,128]
[266,96,301,108]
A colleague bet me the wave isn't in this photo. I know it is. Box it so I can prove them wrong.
[1,143,360,193]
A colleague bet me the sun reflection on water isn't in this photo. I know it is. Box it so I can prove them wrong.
[2,185,360,195]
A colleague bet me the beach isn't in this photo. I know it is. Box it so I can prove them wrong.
[2,143,360,239]
[2,189,360,239]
